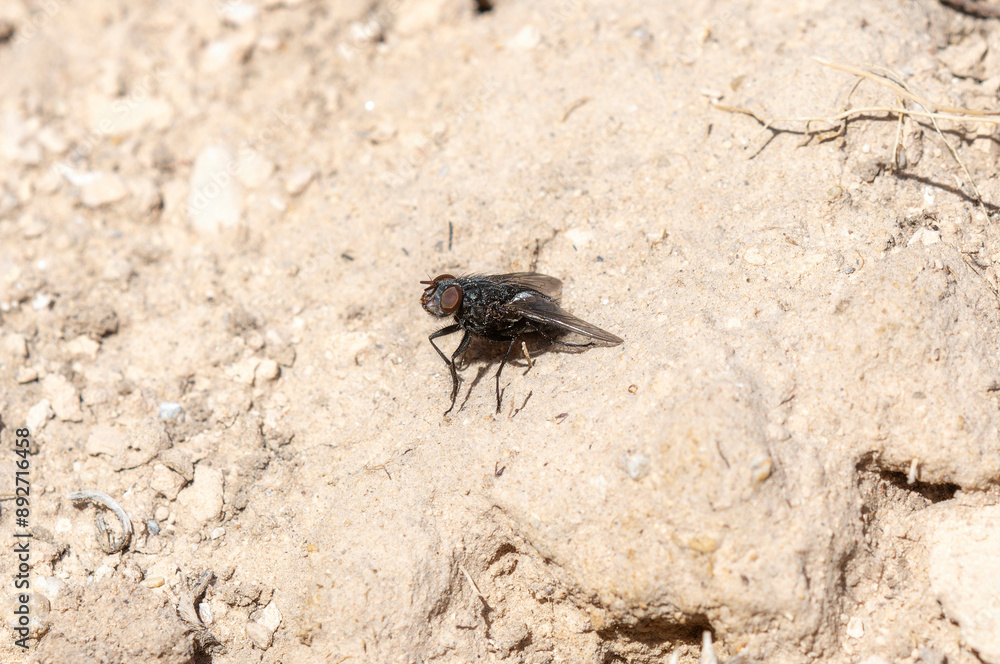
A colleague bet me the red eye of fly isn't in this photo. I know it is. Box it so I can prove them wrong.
[439,284,463,313]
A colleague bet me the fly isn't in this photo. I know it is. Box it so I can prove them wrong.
[420,272,623,414]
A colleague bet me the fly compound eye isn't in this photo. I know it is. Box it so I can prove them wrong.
[439,284,463,313]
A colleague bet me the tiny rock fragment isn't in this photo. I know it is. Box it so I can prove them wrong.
[158,401,184,422]
[3,332,27,359]
[220,0,259,26]
[750,456,772,485]
[86,425,129,458]
[743,246,766,265]
[246,621,273,649]
[255,359,280,383]
[127,176,163,217]
[80,172,130,208]
[506,25,541,50]
[62,303,120,339]
[929,505,1000,663]
[26,399,54,433]
[102,257,136,283]
[845,616,864,638]
[237,152,275,188]
[908,228,941,247]
[284,167,316,196]
[688,534,720,554]
[259,601,282,632]
[200,31,257,74]
[42,374,83,422]
[188,145,244,234]
[81,386,111,405]
[227,358,261,385]
[150,464,187,500]
[16,367,38,383]
[176,466,225,523]
[64,335,100,360]
[622,452,650,480]
[939,33,988,79]
[494,620,530,657]
[19,213,47,239]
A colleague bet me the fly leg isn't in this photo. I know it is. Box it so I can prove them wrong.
[428,325,470,415]
[495,338,518,414]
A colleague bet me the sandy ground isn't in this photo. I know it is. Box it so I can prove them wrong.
[2,0,1000,662]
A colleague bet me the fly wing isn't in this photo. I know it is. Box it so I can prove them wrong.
[492,273,563,298]
[505,293,623,345]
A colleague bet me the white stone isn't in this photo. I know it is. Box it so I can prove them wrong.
[188,145,243,234]
[237,151,275,188]
[177,466,225,523]
[150,464,187,500]
[260,601,281,632]
[255,359,280,382]
[284,167,316,196]
[845,616,864,638]
[929,506,1000,664]
[65,335,100,360]
[3,332,27,359]
[42,374,83,422]
[26,400,53,433]
[80,172,129,208]
[506,25,541,50]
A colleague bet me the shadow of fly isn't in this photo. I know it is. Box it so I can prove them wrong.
[420,272,623,415]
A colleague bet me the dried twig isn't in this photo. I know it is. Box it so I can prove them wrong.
[68,490,133,553]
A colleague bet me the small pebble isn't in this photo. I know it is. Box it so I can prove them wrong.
[846,616,864,638]
[80,172,130,208]
[64,335,100,360]
[255,359,280,382]
[622,452,651,480]
[16,367,39,384]
[188,145,243,234]
[158,402,184,421]
[220,0,259,26]
[176,466,225,523]
[238,152,275,188]
[750,456,773,485]
[31,293,52,310]
[42,374,83,422]
[198,601,214,625]
[3,333,27,359]
[284,167,316,196]
[918,647,946,664]
[150,464,186,500]
[246,621,273,649]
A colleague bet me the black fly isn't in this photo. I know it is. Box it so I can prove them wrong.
[420,272,623,414]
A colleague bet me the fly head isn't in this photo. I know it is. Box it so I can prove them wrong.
[420,274,464,318]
